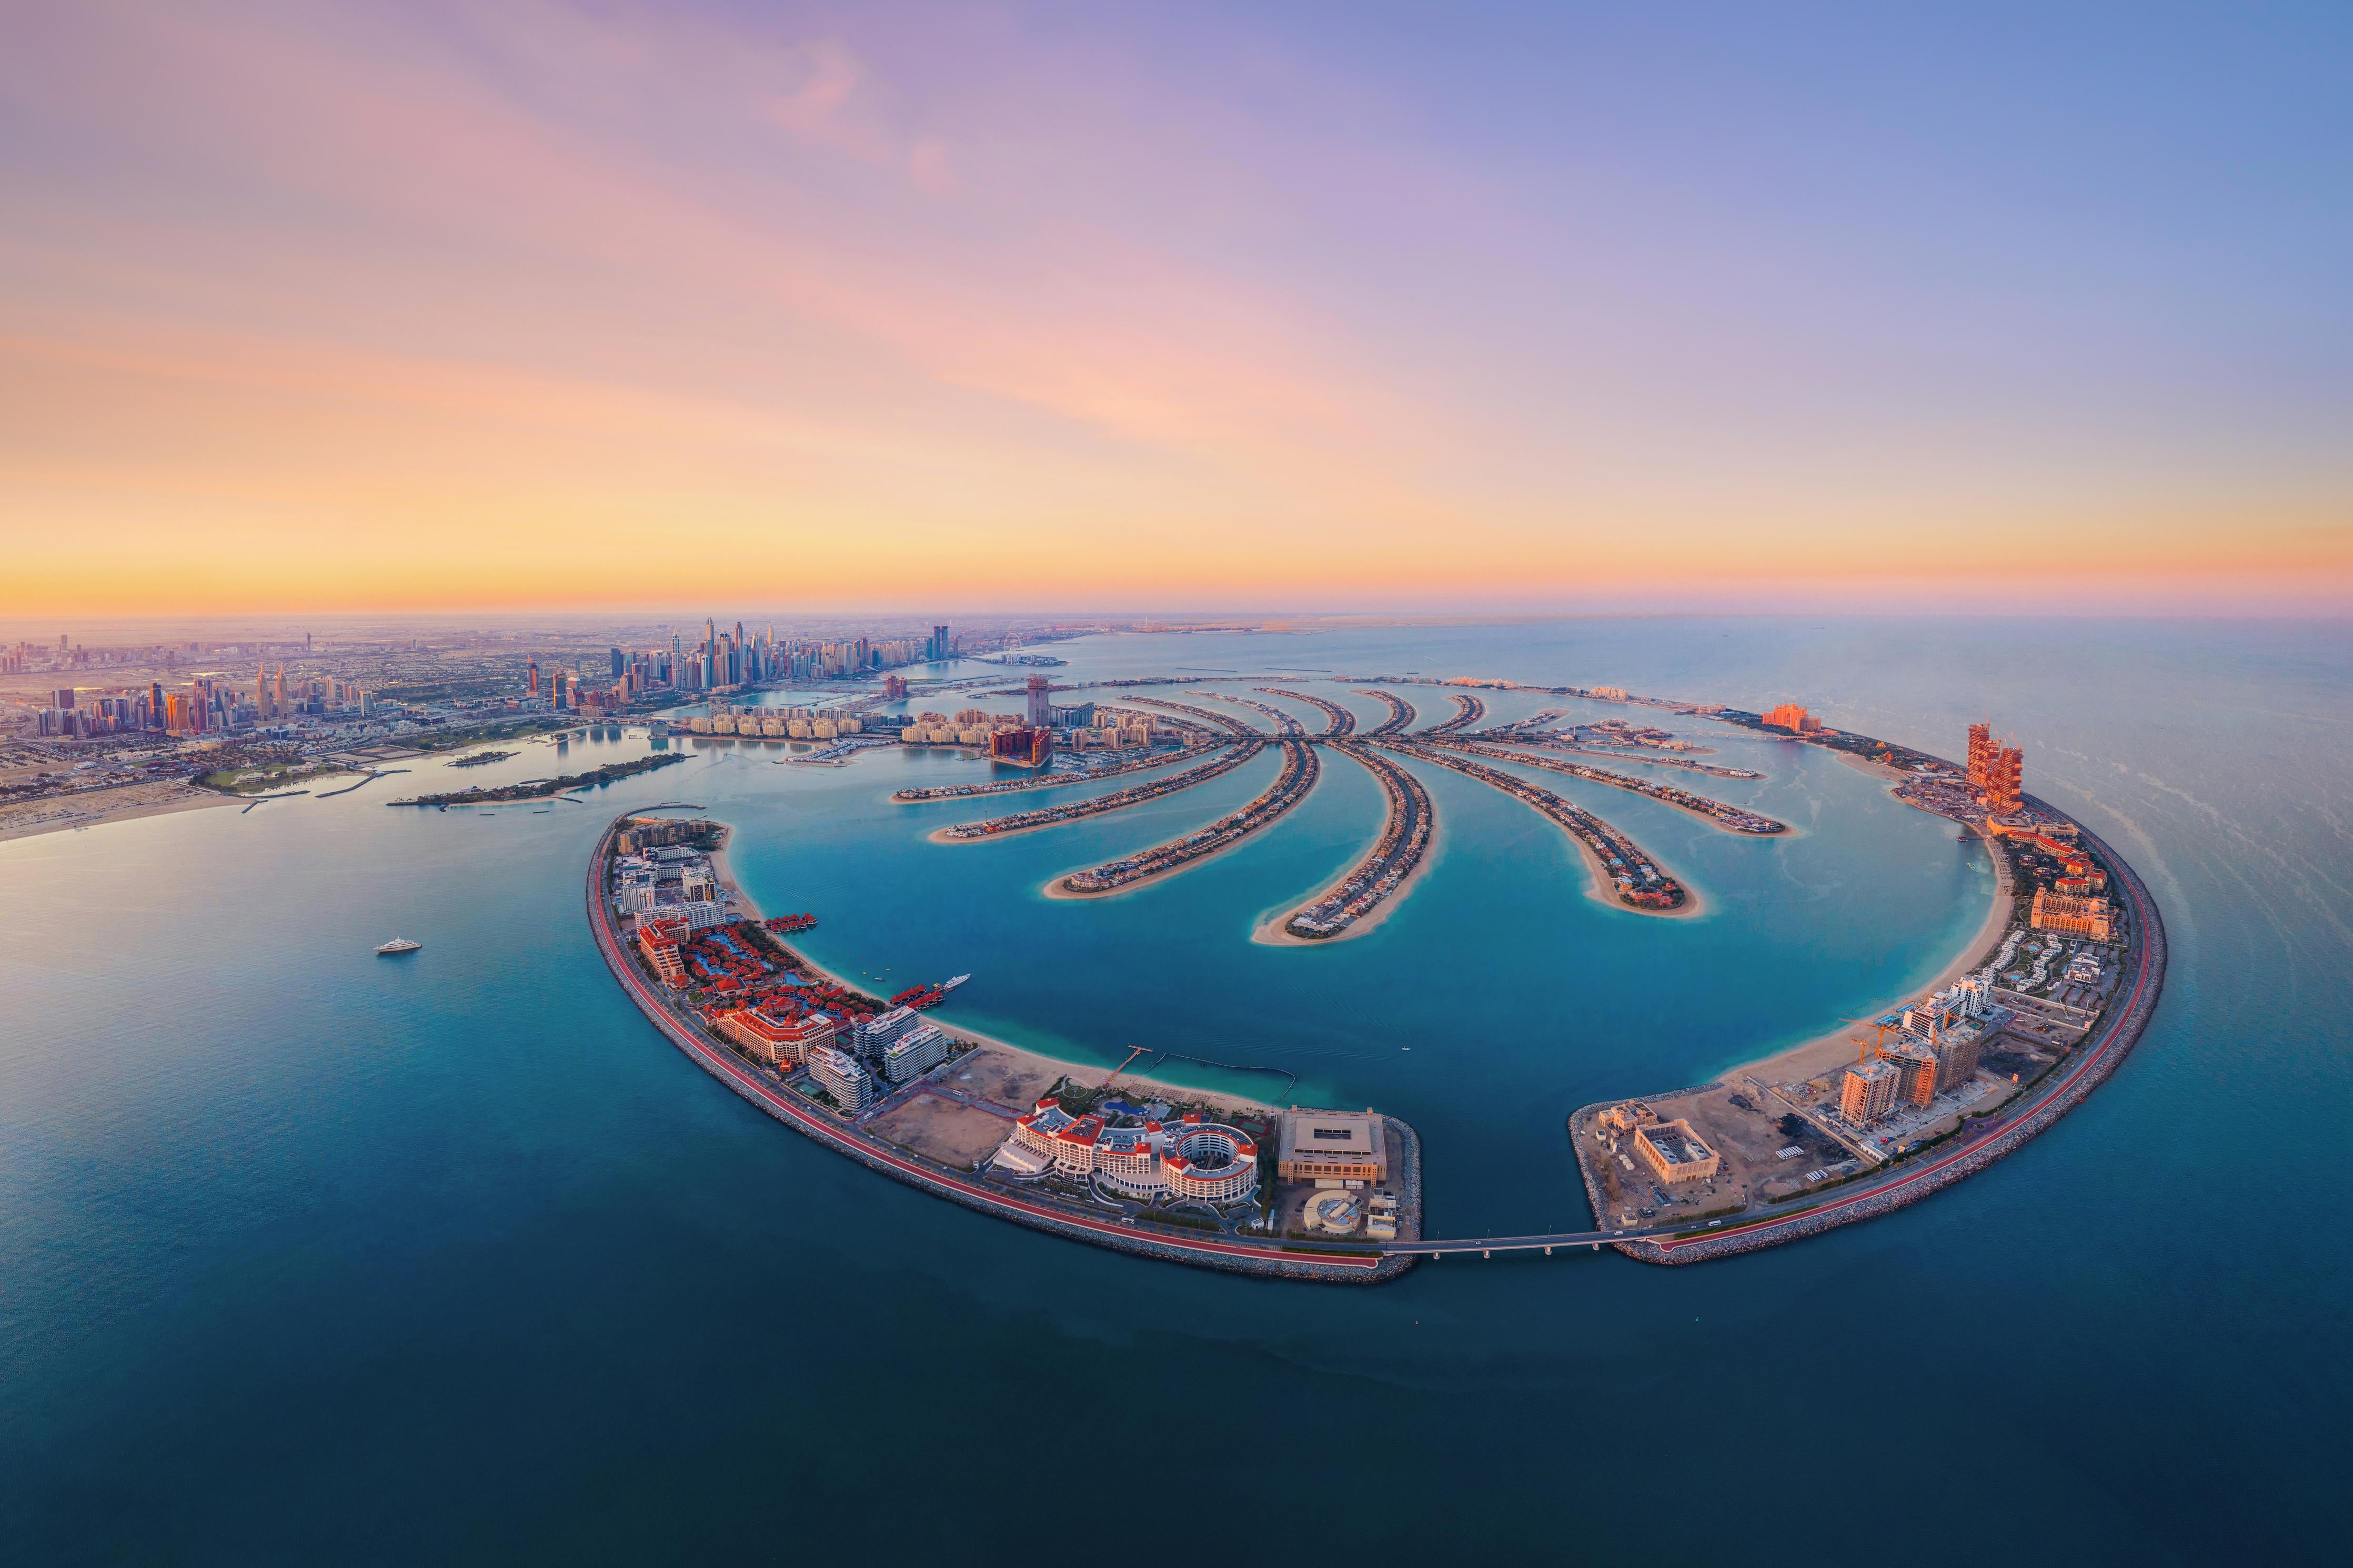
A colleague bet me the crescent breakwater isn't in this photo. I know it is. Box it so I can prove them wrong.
[1430,737,1788,835]
[617,667,2160,1271]
[587,811,1417,1282]
[1381,739,1693,914]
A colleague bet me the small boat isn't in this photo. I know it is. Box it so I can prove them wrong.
[941,974,971,991]
[376,938,423,956]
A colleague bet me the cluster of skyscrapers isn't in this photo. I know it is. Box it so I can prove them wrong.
[532,619,958,714]
[34,664,373,737]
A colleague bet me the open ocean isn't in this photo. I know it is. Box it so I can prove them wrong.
[3,617,2346,1564]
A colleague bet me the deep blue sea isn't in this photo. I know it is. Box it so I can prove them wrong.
[3,618,2346,1564]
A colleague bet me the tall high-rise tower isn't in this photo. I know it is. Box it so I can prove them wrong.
[1966,721,1993,792]
[705,618,717,690]
[1966,718,2022,814]
[1025,675,1052,726]
[1983,743,2024,815]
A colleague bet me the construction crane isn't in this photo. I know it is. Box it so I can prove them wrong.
[1843,1016,1900,1060]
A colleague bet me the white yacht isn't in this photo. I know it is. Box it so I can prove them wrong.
[375,938,423,956]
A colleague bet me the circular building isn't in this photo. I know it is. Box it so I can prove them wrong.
[1303,1190,1364,1235]
[1162,1121,1259,1205]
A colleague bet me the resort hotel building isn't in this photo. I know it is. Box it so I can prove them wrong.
[714,1005,838,1067]
[991,1100,1259,1204]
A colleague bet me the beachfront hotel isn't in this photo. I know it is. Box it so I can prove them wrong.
[715,1005,838,1067]
[992,1099,1260,1204]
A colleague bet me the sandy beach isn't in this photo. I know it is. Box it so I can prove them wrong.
[1723,831,2014,1092]
[0,781,238,844]
[1387,743,1704,919]
[1036,834,1256,901]
[1250,775,1444,946]
[705,834,1278,1114]
[1540,800,1706,920]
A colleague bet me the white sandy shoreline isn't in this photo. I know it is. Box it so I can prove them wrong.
[705,836,1279,1114]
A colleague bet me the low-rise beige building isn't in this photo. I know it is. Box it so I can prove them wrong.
[1277,1108,1387,1187]
[1633,1118,1720,1183]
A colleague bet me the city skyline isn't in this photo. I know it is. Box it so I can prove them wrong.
[5,3,2349,619]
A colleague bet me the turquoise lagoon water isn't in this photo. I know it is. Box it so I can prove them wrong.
[3,619,2346,1563]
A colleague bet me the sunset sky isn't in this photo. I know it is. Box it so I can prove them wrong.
[3,2,2348,616]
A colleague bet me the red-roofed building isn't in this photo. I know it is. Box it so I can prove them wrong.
[1052,1114,1104,1177]
[637,917,688,985]
[716,1006,838,1066]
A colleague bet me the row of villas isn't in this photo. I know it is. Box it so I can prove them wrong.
[1439,737,1787,835]
[1285,741,1433,938]
[683,707,867,741]
[992,1098,1261,1205]
[1059,737,1316,891]
[946,738,1264,839]
[1387,741,1689,910]
[891,735,1219,802]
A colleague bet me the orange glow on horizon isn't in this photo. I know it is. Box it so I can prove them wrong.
[3,3,2347,620]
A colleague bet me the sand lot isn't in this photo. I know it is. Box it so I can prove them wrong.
[0,781,235,843]
[863,1093,1016,1170]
